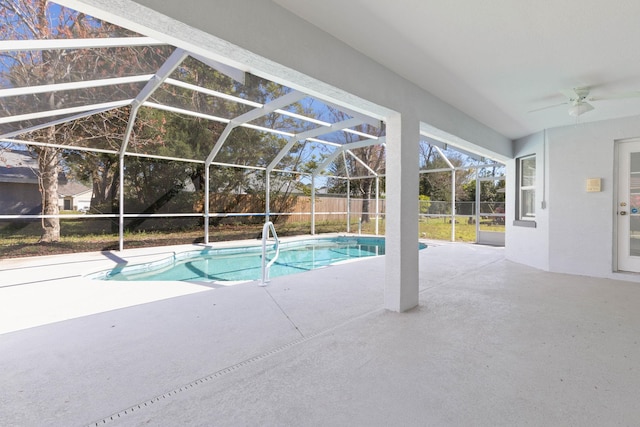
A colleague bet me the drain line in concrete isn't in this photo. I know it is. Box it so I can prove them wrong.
[87,305,383,426]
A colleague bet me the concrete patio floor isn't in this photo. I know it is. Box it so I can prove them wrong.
[2,240,640,426]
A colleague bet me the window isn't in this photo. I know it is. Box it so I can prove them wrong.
[515,155,536,226]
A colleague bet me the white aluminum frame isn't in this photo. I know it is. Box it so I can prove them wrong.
[1,28,386,250]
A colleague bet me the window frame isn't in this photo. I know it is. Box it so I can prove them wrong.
[514,154,537,227]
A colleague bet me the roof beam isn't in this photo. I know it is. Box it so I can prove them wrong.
[164,78,262,108]
[0,99,133,125]
[432,144,455,170]
[120,48,189,154]
[347,149,377,176]
[321,99,383,129]
[422,136,488,163]
[205,90,306,165]
[314,136,385,175]
[241,123,294,137]
[295,117,363,141]
[342,151,350,179]
[142,101,231,123]
[229,90,306,126]
[164,81,341,131]
[305,137,341,147]
[190,53,246,85]
[266,117,363,172]
[0,74,154,98]
[131,49,188,109]
[0,105,118,139]
[1,137,118,155]
[0,37,165,52]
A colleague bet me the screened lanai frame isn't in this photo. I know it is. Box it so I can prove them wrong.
[418,137,506,243]
[0,10,387,251]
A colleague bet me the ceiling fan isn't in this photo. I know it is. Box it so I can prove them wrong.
[529,86,640,117]
[562,87,594,117]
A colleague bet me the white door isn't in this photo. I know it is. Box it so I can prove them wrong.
[617,140,640,272]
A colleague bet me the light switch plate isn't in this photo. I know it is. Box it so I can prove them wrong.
[586,178,601,192]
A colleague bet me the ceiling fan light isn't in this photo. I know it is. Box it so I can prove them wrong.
[568,102,594,117]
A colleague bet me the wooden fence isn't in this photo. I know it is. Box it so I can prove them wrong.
[278,195,386,223]
[209,193,386,224]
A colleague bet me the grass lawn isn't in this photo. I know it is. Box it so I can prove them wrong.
[0,216,504,259]
[0,220,347,259]
[358,216,505,242]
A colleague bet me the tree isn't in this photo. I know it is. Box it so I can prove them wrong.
[418,142,475,215]
[0,0,170,240]
[325,110,385,222]
[462,168,506,215]
[117,69,314,228]
[1,0,351,240]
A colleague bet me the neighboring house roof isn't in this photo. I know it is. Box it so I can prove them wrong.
[0,150,39,184]
[58,181,92,197]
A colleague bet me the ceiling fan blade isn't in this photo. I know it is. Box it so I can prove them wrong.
[559,88,579,100]
[590,91,640,101]
[527,101,568,114]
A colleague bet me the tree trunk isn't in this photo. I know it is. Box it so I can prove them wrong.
[91,158,119,212]
[360,178,372,223]
[37,144,60,242]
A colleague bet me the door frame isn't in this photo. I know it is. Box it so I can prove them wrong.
[614,137,640,272]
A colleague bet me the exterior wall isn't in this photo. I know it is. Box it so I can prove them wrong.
[71,191,92,211]
[74,193,92,211]
[0,182,41,214]
[546,116,640,278]
[508,114,640,278]
[58,193,91,211]
[506,132,549,270]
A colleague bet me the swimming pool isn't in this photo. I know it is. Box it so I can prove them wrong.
[94,236,423,283]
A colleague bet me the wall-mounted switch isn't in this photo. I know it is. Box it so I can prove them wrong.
[586,178,602,192]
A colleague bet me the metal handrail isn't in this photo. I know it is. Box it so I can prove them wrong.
[259,221,280,286]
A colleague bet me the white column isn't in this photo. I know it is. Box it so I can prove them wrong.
[384,112,419,312]
[204,165,210,244]
[451,170,456,242]
[375,176,380,236]
[265,172,271,223]
[310,175,316,235]
[346,179,351,233]
[118,154,125,252]
[475,168,480,243]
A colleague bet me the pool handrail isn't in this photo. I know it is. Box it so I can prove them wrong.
[260,221,280,286]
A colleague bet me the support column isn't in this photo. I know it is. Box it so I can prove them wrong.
[265,172,271,223]
[346,179,351,233]
[384,112,419,312]
[475,168,480,243]
[375,176,380,236]
[310,175,316,235]
[204,165,210,244]
[451,170,456,242]
[118,154,125,252]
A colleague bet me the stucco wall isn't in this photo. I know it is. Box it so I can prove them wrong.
[509,115,640,278]
[506,132,549,270]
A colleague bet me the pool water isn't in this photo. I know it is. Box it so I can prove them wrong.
[98,237,417,282]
